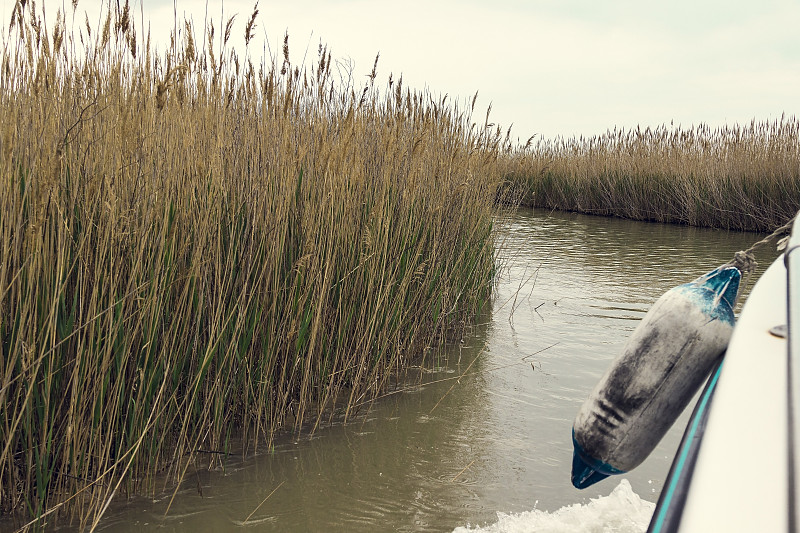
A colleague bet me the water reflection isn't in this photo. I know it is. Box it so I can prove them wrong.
[86,209,776,532]
[93,328,495,533]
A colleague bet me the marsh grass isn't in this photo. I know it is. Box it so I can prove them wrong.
[0,1,509,527]
[502,119,800,231]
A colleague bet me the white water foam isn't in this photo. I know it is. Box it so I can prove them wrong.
[453,479,655,533]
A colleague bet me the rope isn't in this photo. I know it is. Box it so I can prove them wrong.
[727,213,797,274]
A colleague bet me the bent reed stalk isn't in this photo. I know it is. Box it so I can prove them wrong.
[0,1,509,527]
[502,119,800,231]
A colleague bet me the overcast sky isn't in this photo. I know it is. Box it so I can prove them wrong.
[4,0,799,141]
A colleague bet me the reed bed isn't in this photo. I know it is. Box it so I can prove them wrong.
[0,1,508,528]
[502,119,800,231]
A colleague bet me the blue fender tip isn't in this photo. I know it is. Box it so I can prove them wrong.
[571,450,610,488]
[571,430,626,489]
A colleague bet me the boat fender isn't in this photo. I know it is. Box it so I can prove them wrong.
[570,265,741,489]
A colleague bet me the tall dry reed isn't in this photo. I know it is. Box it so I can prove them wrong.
[0,1,508,528]
[502,119,800,231]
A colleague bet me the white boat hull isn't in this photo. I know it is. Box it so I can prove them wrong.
[680,256,788,531]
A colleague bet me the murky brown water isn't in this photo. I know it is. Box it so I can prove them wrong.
[66,209,779,532]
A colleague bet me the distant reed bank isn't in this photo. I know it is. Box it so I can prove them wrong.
[0,2,508,527]
[501,118,800,232]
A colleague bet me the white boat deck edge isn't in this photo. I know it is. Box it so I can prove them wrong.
[678,256,788,532]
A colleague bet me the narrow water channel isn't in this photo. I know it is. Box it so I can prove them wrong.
[90,209,776,532]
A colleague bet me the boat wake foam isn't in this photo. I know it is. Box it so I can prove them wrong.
[453,479,655,533]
